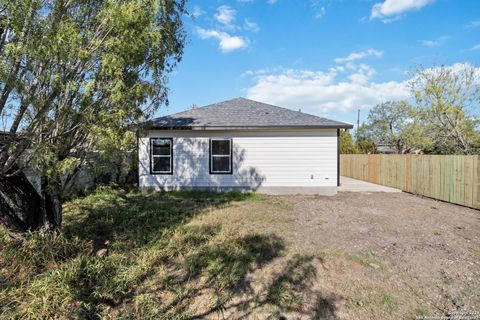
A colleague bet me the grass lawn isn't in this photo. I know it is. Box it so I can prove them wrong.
[0,188,479,319]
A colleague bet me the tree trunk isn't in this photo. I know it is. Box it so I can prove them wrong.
[0,168,61,235]
[40,177,62,233]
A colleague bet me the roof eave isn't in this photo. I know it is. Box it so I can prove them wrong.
[148,124,354,130]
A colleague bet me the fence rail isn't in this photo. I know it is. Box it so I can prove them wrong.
[340,154,480,209]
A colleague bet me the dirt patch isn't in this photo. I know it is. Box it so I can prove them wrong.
[199,192,480,319]
[2,190,478,319]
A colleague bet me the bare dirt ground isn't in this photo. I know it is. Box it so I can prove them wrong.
[2,189,478,319]
[198,191,480,319]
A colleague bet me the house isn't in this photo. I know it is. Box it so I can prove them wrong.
[138,98,353,195]
[376,144,398,154]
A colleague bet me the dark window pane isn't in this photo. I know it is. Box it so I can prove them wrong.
[152,139,171,156]
[153,156,171,172]
[212,156,230,172]
[212,140,230,155]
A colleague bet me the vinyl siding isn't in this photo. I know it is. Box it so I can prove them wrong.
[139,129,338,189]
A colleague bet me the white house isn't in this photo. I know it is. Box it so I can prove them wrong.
[138,98,353,195]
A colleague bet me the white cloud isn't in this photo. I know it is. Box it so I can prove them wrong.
[431,63,480,75]
[196,5,257,53]
[267,0,278,4]
[371,0,434,21]
[215,5,237,28]
[315,6,326,19]
[334,49,383,63]
[471,44,480,51]
[191,6,204,18]
[310,0,326,19]
[419,36,449,47]
[244,62,480,115]
[196,27,249,53]
[244,19,260,32]
[244,65,410,114]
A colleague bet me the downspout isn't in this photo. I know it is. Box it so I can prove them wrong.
[337,129,340,187]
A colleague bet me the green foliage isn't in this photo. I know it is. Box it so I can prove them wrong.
[379,292,398,314]
[339,130,359,154]
[0,0,187,192]
[2,189,318,319]
[471,132,480,154]
[84,127,137,189]
[410,64,480,154]
[362,101,430,153]
[357,65,480,155]
[355,125,377,154]
[264,255,317,311]
[0,231,89,279]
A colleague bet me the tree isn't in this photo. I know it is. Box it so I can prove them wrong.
[355,125,377,154]
[410,64,480,154]
[0,0,187,234]
[471,131,480,154]
[339,130,358,154]
[89,127,137,187]
[362,101,430,153]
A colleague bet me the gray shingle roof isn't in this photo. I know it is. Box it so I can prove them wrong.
[147,97,353,130]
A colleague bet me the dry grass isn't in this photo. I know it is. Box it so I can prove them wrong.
[0,188,478,319]
[0,188,314,319]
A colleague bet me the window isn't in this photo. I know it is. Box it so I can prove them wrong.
[210,139,232,174]
[150,138,173,174]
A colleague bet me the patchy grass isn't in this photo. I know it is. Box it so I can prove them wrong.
[1,188,478,319]
[346,250,388,273]
[0,188,316,319]
[379,292,398,314]
[263,254,317,311]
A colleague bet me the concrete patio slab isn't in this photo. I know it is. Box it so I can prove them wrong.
[338,176,402,193]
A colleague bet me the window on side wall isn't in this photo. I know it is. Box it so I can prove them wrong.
[210,138,232,174]
[150,138,173,174]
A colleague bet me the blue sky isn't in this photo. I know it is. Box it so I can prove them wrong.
[162,0,480,125]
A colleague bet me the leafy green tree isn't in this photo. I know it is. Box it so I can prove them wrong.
[90,127,137,186]
[362,101,430,153]
[355,125,377,154]
[0,0,187,234]
[471,131,480,154]
[410,64,480,154]
[339,130,358,154]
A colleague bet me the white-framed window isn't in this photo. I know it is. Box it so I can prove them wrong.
[210,138,232,174]
[150,138,173,174]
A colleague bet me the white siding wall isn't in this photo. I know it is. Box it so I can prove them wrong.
[139,129,338,192]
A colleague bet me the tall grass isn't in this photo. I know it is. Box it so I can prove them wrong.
[1,187,315,319]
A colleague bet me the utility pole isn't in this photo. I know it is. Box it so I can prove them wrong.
[357,109,360,131]
[355,109,360,143]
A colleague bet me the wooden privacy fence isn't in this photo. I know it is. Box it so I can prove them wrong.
[340,154,480,209]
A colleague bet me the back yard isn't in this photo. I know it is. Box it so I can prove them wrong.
[1,188,479,319]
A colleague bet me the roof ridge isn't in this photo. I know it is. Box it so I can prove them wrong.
[171,97,246,115]
[234,97,334,121]
[172,97,332,121]
[145,97,353,129]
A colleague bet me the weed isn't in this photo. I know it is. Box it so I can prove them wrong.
[441,275,453,285]
[0,188,287,319]
[381,292,398,313]
[413,306,432,318]
[346,250,387,272]
[264,255,317,311]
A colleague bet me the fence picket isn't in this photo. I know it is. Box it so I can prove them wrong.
[340,154,480,209]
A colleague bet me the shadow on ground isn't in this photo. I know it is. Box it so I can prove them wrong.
[0,188,339,319]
